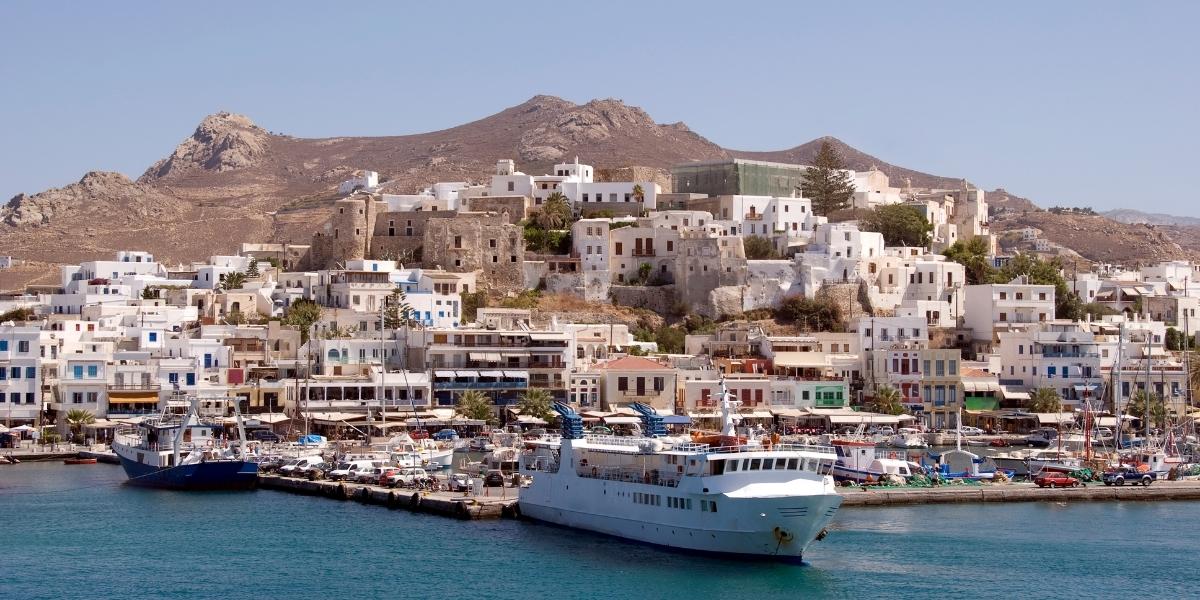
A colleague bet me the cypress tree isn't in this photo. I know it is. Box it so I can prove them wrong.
[802,140,856,216]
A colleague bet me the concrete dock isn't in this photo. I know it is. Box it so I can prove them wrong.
[839,480,1200,507]
[257,474,520,520]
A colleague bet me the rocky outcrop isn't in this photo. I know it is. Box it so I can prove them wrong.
[139,112,271,181]
[1,171,173,227]
[519,99,680,162]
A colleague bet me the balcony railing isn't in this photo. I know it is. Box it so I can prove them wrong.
[744,213,764,221]
[108,383,163,391]
[433,380,528,390]
[1040,352,1099,359]
[631,250,656,257]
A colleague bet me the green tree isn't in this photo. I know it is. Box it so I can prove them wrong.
[0,307,34,321]
[637,263,652,285]
[632,184,645,203]
[860,204,934,247]
[536,192,573,230]
[220,271,247,292]
[65,409,95,443]
[246,259,260,278]
[743,236,779,259]
[281,299,323,344]
[867,386,905,415]
[384,287,415,329]
[461,291,487,323]
[655,326,686,354]
[1027,388,1062,413]
[1127,390,1168,429]
[517,388,556,423]
[992,253,1076,319]
[801,140,856,216]
[942,237,995,285]
[456,390,495,424]
[141,287,159,300]
[776,294,844,332]
[223,310,248,325]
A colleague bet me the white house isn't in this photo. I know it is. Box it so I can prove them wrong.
[963,278,1056,341]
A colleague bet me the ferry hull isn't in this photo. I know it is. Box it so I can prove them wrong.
[518,479,842,560]
[117,454,258,490]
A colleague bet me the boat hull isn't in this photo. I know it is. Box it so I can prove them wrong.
[117,454,258,490]
[519,476,841,560]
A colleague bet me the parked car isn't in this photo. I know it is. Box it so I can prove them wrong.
[409,429,430,440]
[433,429,459,441]
[355,466,397,485]
[301,461,331,480]
[279,456,323,476]
[1034,472,1080,488]
[251,430,281,442]
[523,428,548,440]
[327,460,379,481]
[385,468,430,488]
[483,469,506,487]
[447,473,471,492]
[959,426,985,436]
[1103,467,1156,486]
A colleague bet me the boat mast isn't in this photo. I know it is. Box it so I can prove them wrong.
[1114,322,1124,448]
[1145,325,1153,442]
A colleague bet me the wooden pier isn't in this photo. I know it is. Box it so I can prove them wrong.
[256,474,519,520]
[839,480,1200,507]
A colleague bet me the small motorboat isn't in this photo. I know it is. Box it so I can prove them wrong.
[64,457,98,465]
[989,438,1011,448]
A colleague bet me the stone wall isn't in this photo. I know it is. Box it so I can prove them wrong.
[308,196,375,269]
[673,236,747,314]
[609,284,678,315]
[595,166,672,193]
[421,213,525,293]
[465,196,528,224]
[579,202,643,218]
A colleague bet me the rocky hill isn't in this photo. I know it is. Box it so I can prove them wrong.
[1102,208,1200,227]
[3,94,1197,282]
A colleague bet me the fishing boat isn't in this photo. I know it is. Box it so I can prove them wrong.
[829,439,917,482]
[519,381,843,562]
[111,394,258,490]
[888,428,929,449]
[63,457,97,465]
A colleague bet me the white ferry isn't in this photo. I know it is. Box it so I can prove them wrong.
[518,383,843,562]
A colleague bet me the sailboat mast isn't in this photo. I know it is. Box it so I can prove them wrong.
[1146,327,1153,441]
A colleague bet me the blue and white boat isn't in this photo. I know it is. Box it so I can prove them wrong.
[111,395,258,490]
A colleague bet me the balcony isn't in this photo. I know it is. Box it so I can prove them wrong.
[433,380,528,390]
[744,213,764,221]
[631,250,656,257]
[108,382,162,392]
[528,361,567,370]
[1040,352,1099,359]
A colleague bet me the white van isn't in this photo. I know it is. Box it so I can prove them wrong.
[327,459,380,481]
[279,455,324,476]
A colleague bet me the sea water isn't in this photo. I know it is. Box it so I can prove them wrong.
[2,462,1197,600]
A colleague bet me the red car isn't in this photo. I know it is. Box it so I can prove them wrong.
[409,429,430,440]
[1034,472,1080,488]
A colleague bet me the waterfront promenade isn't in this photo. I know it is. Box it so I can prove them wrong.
[839,479,1200,506]
[256,473,520,519]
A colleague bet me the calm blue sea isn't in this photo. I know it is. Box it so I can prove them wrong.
[2,462,1197,600]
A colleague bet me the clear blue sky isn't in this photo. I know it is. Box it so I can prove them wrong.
[2,1,1197,215]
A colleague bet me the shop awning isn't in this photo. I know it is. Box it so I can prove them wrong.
[1001,387,1031,401]
[688,412,719,419]
[771,352,829,368]
[515,415,548,425]
[247,412,290,424]
[603,416,641,425]
[529,333,563,341]
[771,408,806,418]
[107,393,159,404]
[964,397,1000,411]
[502,371,528,379]
[1035,412,1076,425]
[829,414,912,425]
[433,370,457,378]
[469,352,502,362]
[479,370,505,378]
[740,410,774,418]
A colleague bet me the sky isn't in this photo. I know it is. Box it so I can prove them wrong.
[2,1,1198,215]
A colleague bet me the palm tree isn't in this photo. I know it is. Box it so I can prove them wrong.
[456,390,495,424]
[536,192,572,230]
[632,184,645,203]
[517,388,555,423]
[867,386,904,415]
[1027,388,1062,414]
[220,271,247,291]
[1127,390,1168,429]
[65,409,95,443]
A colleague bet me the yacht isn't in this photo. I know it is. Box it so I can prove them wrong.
[519,385,843,562]
[888,428,929,449]
[111,395,258,490]
[829,439,918,482]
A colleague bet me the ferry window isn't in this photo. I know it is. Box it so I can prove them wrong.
[711,501,718,513]
[701,500,709,511]
[787,458,799,470]
[749,459,762,470]
[727,460,739,472]
[761,458,774,469]
[775,459,788,470]
[686,499,692,510]
[803,458,814,471]
[711,460,725,475]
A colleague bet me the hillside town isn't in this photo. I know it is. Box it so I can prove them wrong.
[2,153,1197,445]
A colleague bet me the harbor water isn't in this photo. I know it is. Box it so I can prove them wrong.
[2,462,1198,599]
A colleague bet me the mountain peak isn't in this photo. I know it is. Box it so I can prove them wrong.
[139,111,271,182]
